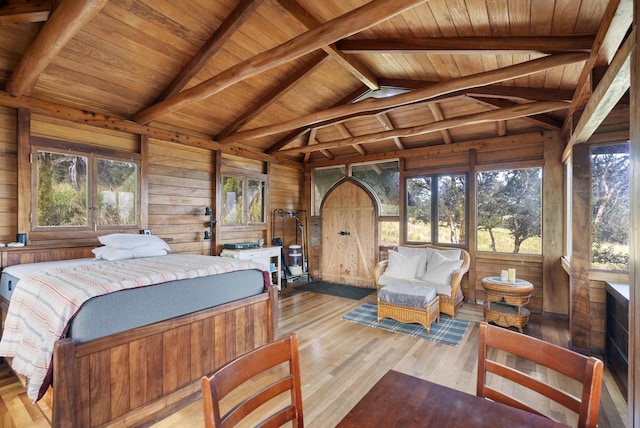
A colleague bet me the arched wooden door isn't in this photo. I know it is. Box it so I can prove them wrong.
[321,180,376,287]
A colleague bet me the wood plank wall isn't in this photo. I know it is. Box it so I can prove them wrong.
[269,162,304,251]
[0,106,304,259]
[148,138,213,254]
[0,107,17,243]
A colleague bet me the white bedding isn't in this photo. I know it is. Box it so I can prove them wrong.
[1,258,97,301]
[3,258,97,278]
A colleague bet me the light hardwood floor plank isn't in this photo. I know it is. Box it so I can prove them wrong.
[0,289,628,427]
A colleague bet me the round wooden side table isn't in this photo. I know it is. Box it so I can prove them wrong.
[481,276,534,332]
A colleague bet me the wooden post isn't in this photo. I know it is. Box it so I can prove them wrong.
[570,144,591,352]
[52,338,76,428]
[543,132,569,314]
[628,0,639,425]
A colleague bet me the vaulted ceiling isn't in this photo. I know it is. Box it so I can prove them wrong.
[0,0,631,165]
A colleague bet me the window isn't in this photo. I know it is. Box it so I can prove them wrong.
[405,174,466,245]
[591,142,629,270]
[476,168,542,254]
[351,161,399,216]
[221,176,265,225]
[313,166,345,214]
[33,147,139,230]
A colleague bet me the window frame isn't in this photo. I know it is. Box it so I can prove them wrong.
[589,141,630,271]
[220,173,267,227]
[29,137,142,236]
[475,165,543,255]
[404,172,469,247]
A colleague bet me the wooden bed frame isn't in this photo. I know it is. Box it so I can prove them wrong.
[0,246,278,427]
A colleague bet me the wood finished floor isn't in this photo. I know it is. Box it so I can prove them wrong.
[0,287,629,427]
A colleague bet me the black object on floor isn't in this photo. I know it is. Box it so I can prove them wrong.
[296,281,376,300]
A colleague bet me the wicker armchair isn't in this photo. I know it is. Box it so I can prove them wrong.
[374,244,470,318]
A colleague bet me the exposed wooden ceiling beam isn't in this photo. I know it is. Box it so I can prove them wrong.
[428,103,453,143]
[216,52,330,141]
[337,35,595,54]
[134,0,425,124]
[465,86,574,102]
[497,120,507,137]
[375,114,404,149]
[468,97,563,130]
[5,0,108,96]
[278,101,569,155]
[335,123,367,155]
[264,86,368,154]
[156,0,264,102]
[222,53,588,144]
[377,78,575,102]
[0,0,52,25]
[304,131,555,169]
[563,30,633,160]
[303,128,314,162]
[305,127,334,161]
[0,90,300,169]
[561,0,632,137]
[276,0,379,90]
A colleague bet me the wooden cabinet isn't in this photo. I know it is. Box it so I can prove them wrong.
[220,246,282,290]
[605,281,628,399]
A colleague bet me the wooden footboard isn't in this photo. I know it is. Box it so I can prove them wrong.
[50,286,278,427]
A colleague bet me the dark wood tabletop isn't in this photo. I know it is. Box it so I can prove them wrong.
[336,370,569,428]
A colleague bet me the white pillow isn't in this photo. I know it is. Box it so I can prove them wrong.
[422,250,463,285]
[397,246,428,278]
[92,246,167,261]
[98,233,171,251]
[383,250,422,280]
[425,247,461,263]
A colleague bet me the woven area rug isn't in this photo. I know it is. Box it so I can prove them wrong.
[296,281,376,300]
[341,303,470,346]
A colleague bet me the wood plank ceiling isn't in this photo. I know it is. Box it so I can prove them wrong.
[0,0,627,165]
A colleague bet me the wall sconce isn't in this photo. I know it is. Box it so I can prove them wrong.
[204,206,216,256]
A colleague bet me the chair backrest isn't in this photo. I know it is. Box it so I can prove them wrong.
[477,322,603,428]
[201,333,304,428]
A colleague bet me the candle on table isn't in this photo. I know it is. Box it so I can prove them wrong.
[508,268,516,282]
[500,270,508,281]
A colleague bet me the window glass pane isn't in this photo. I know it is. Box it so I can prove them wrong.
[591,143,629,270]
[37,151,88,227]
[97,159,137,226]
[313,167,345,214]
[247,179,264,223]
[380,221,399,246]
[437,175,465,244]
[351,161,399,215]
[406,177,431,242]
[477,168,542,254]
[222,177,243,225]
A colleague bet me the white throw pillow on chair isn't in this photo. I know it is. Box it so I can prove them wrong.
[397,246,429,278]
[422,250,463,285]
[383,250,423,280]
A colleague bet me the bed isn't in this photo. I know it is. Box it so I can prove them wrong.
[0,250,278,427]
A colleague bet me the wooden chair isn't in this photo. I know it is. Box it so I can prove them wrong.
[201,333,304,428]
[477,322,603,428]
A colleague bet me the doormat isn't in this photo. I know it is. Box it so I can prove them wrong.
[295,281,376,300]
[341,303,470,346]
